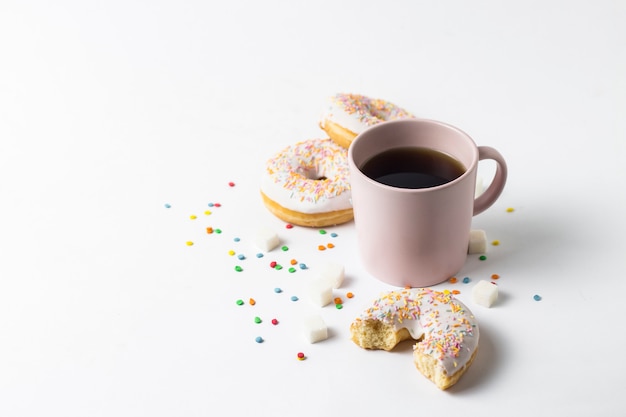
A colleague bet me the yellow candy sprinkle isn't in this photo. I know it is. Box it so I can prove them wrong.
[186,241,194,246]
[204,210,212,215]
[190,215,197,220]
[492,240,500,246]
[228,250,235,256]
[506,207,515,213]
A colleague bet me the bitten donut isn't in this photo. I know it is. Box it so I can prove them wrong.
[260,138,353,227]
[319,93,414,148]
[350,288,479,390]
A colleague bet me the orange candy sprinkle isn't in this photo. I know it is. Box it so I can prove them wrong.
[206,227,214,234]
[327,243,335,249]
[290,259,297,265]
[249,298,256,305]
[334,297,343,305]
[318,245,326,251]
[346,292,354,299]
[491,274,500,280]
[449,277,458,284]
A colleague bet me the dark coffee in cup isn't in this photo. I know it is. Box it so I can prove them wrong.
[360,146,465,189]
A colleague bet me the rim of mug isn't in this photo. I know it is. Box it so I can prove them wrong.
[348,118,479,192]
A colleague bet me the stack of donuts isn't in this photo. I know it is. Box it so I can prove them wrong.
[260,93,414,227]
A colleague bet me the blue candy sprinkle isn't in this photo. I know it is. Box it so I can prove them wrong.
[290,296,299,302]
[208,203,214,207]
[255,336,264,343]
[330,233,338,238]
[237,254,246,260]
[233,237,240,242]
[164,203,171,208]
[462,277,471,284]
[274,287,282,293]
[299,263,307,270]
[256,253,264,258]
[533,294,542,301]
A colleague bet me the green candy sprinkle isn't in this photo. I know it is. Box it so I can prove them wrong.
[236,299,244,306]
[254,316,262,324]
[281,245,289,251]
[234,265,243,272]
[288,267,296,273]
[319,229,327,235]
[479,255,487,261]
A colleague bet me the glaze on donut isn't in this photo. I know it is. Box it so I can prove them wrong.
[350,288,479,390]
[319,93,414,148]
[260,138,353,227]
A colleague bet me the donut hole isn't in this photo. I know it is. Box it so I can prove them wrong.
[304,169,328,181]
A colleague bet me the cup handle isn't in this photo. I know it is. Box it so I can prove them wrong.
[473,146,508,216]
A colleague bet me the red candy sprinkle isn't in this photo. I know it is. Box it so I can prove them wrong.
[228,182,235,187]
[271,318,279,325]
[286,224,294,229]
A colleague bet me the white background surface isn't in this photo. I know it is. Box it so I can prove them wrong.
[1,1,625,416]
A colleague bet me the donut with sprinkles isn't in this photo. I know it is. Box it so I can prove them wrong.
[260,138,353,227]
[350,288,479,390]
[319,93,415,148]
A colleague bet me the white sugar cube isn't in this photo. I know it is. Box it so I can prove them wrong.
[308,278,334,307]
[468,229,487,254]
[319,262,345,289]
[302,315,328,343]
[253,226,279,252]
[472,280,498,308]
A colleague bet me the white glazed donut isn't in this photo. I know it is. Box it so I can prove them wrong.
[260,138,353,227]
[319,93,414,148]
[350,288,479,390]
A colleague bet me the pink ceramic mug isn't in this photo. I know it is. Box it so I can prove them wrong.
[348,118,507,287]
